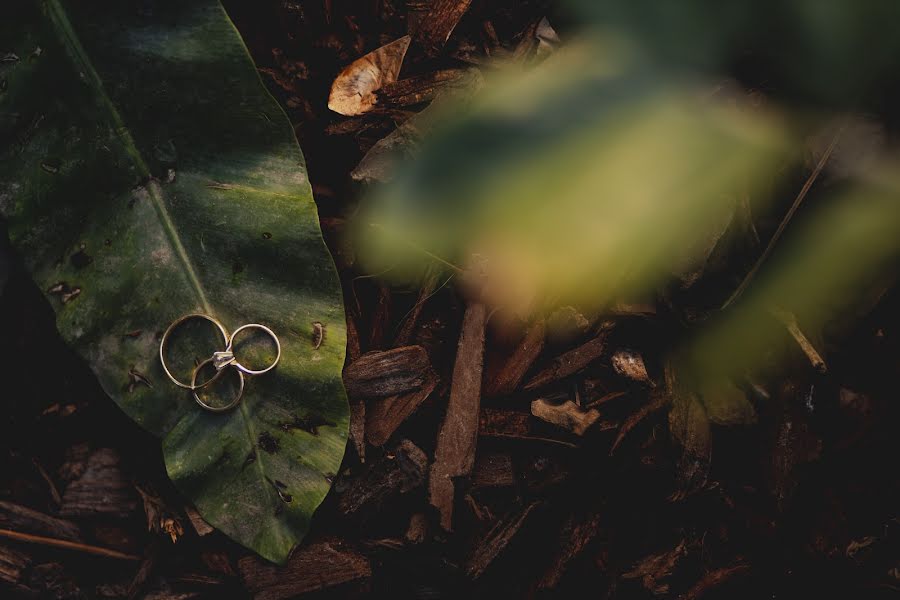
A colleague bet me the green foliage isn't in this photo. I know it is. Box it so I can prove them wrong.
[0,0,348,563]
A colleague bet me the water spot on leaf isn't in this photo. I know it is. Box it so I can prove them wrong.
[258,431,279,454]
[262,231,272,240]
[70,244,93,269]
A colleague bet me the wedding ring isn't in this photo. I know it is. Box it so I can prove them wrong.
[159,313,229,390]
[159,314,280,413]
[191,356,245,413]
[227,323,281,376]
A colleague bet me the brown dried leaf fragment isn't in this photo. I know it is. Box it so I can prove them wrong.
[328,36,411,116]
[611,350,653,386]
[531,398,601,436]
[429,302,486,531]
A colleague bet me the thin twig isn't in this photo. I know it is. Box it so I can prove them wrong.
[0,528,141,560]
[723,124,845,308]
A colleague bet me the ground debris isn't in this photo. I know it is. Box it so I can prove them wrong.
[531,397,601,436]
[0,501,82,542]
[429,302,486,531]
[537,508,605,590]
[328,35,411,116]
[239,538,371,599]
[465,500,543,579]
[622,540,689,596]
[366,370,438,447]
[337,440,428,517]
[59,448,139,518]
[485,318,545,397]
[343,345,432,398]
[524,321,615,390]
[415,0,475,56]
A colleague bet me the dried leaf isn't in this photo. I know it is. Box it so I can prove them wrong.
[328,36,411,116]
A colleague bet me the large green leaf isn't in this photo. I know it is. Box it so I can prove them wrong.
[0,0,348,563]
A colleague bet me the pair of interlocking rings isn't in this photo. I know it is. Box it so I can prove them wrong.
[159,314,281,413]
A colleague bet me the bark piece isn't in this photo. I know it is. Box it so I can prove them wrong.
[524,322,615,390]
[28,562,82,600]
[239,538,371,600]
[377,69,471,108]
[345,306,362,362]
[328,36,411,116]
[366,371,438,447]
[0,544,30,585]
[415,0,474,56]
[479,408,579,448]
[531,398,601,436]
[343,345,431,398]
[346,307,366,462]
[337,440,428,517]
[59,448,138,518]
[368,282,392,350]
[465,500,542,579]
[394,269,440,347]
[184,505,214,537]
[622,541,689,596]
[0,501,82,542]
[537,509,604,590]
[404,513,428,545]
[429,302,486,531]
[349,396,367,463]
[484,319,545,397]
[471,452,515,488]
[679,563,750,600]
[610,392,668,455]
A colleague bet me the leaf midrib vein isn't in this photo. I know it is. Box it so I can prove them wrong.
[44,0,211,313]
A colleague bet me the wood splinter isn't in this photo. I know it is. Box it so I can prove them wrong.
[531,398,601,436]
[428,302,486,531]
